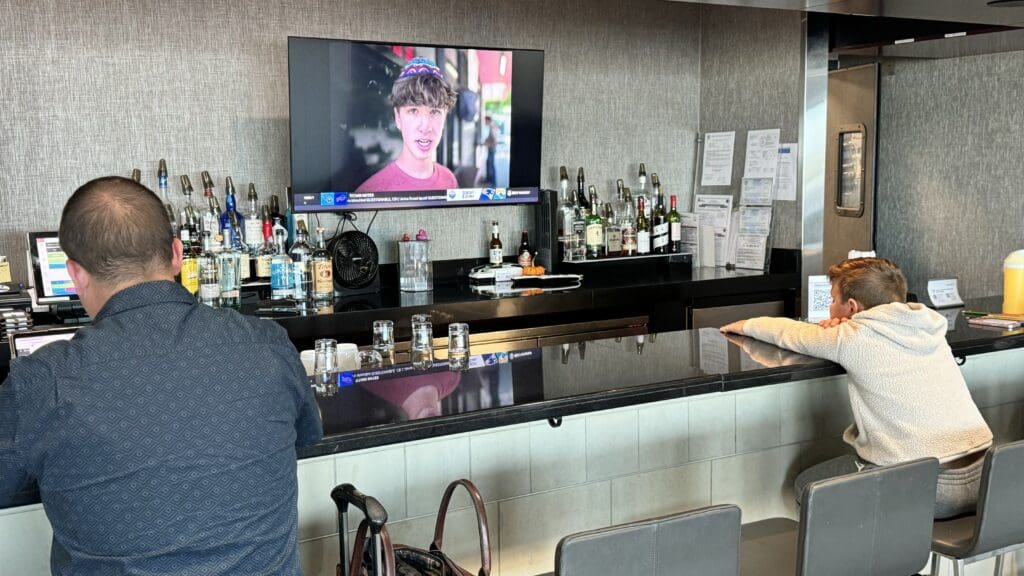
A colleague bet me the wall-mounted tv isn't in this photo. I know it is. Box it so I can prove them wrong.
[288,37,544,212]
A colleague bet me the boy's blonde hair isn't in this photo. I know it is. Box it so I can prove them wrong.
[827,257,908,310]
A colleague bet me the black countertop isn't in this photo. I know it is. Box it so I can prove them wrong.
[300,296,1024,458]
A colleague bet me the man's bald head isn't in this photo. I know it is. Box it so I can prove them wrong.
[59,176,174,287]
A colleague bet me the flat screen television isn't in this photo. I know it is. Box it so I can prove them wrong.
[288,37,544,212]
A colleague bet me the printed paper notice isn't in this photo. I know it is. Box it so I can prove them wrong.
[740,178,774,207]
[701,131,736,187]
[775,143,798,201]
[927,279,964,309]
[695,195,733,267]
[807,275,832,324]
[734,235,768,270]
[743,128,781,179]
[738,206,773,236]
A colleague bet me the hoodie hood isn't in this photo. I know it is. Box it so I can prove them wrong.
[850,302,949,354]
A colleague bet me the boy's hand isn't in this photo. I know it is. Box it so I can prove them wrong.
[817,317,850,328]
[720,320,746,335]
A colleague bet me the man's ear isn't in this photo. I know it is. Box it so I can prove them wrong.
[170,238,184,275]
[66,259,89,295]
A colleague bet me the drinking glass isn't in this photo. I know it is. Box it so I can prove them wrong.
[313,338,338,395]
[410,315,434,371]
[448,323,470,372]
[373,320,395,363]
[358,349,384,369]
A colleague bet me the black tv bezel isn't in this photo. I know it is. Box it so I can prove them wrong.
[27,231,80,303]
[286,35,545,213]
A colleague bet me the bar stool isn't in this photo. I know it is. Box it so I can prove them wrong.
[930,439,1024,576]
[547,504,741,575]
[741,457,939,576]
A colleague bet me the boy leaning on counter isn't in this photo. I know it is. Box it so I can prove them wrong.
[721,257,992,519]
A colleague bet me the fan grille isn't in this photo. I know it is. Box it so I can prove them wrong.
[330,230,379,289]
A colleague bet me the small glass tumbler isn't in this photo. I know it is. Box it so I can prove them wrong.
[410,315,434,371]
[372,320,395,363]
[358,349,384,369]
[314,338,338,395]
[448,323,470,372]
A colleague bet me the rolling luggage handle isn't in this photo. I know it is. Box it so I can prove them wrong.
[332,483,390,576]
[429,479,492,576]
[348,519,397,576]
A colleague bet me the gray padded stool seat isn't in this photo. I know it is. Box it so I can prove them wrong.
[549,504,741,576]
[930,439,1024,576]
[741,457,939,576]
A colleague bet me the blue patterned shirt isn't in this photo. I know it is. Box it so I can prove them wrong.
[0,281,323,575]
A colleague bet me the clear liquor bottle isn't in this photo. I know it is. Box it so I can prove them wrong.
[636,197,651,255]
[288,222,312,305]
[651,174,669,254]
[230,211,250,281]
[636,163,651,221]
[558,166,575,242]
[243,183,263,255]
[668,195,682,253]
[614,179,626,221]
[203,195,220,243]
[157,159,178,237]
[271,212,289,253]
[311,226,334,303]
[217,231,241,308]
[604,202,622,258]
[255,207,275,281]
[621,188,637,257]
[197,231,220,307]
[585,187,604,259]
[179,175,200,247]
[270,227,293,300]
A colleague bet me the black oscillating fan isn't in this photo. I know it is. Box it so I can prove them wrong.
[330,230,380,295]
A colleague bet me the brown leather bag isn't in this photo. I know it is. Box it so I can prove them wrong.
[346,479,491,576]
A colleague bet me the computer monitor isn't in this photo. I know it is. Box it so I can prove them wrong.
[27,231,79,304]
[9,326,79,358]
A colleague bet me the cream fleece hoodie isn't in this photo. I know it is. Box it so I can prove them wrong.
[744,302,993,466]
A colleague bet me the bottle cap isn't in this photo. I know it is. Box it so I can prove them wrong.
[130,168,141,183]
[180,174,194,195]
[158,159,167,179]
[638,163,647,178]
[577,167,585,182]
[651,173,660,188]
[248,183,258,201]
[201,170,214,191]
[225,176,236,196]
[559,166,569,182]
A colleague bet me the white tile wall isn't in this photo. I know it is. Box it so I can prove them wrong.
[335,446,408,522]
[610,461,711,524]
[470,426,532,503]
[297,456,338,541]
[585,409,639,480]
[736,387,781,453]
[711,444,803,523]
[638,398,690,470]
[779,380,825,445]
[529,416,587,493]
[405,436,472,518]
[980,401,1024,444]
[298,534,341,576]
[963,348,1024,409]
[690,394,737,461]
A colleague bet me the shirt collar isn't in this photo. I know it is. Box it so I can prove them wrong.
[93,280,197,323]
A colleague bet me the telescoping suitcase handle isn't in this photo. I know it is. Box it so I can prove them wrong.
[332,484,390,576]
[430,479,492,576]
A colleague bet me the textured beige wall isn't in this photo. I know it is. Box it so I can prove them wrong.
[0,0,705,283]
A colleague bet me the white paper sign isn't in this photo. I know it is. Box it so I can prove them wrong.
[701,131,736,187]
[743,128,781,179]
[694,195,733,234]
[927,278,965,309]
[740,177,774,206]
[698,224,716,268]
[681,213,700,262]
[698,328,729,374]
[738,206,773,236]
[775,143,798,201]
[807,275,832,324]
[725,210,740,267]
[734,235,768,270]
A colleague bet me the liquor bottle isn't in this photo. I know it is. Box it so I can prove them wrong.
[621,188,637,257]
[130,168,141,183]
[243,183,262,255]
[668,195,682,253]
[201,170,215,199]
[651,174,668,254]
[179,175,200,248]
[604,202,622,257]
[269,193,284,224]
[311,226,334,303]
[288,221,312,305]
[256,208,275,281]
[558,166,574,241]
[179,238,200,296]
[220,177,245,251]
[488,221,503,268]
[575,167,591,214]
[203,195,220,242]
[636,163,650,221]
[270,230,293,300]
[585,187,604,259]
[157,159,178,236]
[197,232,220,307]
[229,211,250,281]
[636,197,651,255]
[517,230,534,267]
[614,179,626,221]
[217,232,241,308]
[271,213,289,253]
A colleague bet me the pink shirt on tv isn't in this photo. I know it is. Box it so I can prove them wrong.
[355,162,458,193]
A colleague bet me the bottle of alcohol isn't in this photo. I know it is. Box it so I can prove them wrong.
[636,197,651,255]
[217,232,241,308]
[311,226,334,303]
[558,166,574,240]
[256,207,275,281]
[517,230,534,267]
[651,174,668,254]
[604,201,622,258]
[636,163,651,221]
[219,177,245,251]
[179,175,199,247]
[289,222,312,305]
[244,183,262,255]
[203,194,220,242]
[197,231,220,307]
[489,221,503,268]
[614,179,626,220]
[271,213,289,253]
[576,167,591,214]
[179,238,200,296]
[668,195,682,253]
[157,159,178,236]
[621,189,637,257]
[201,170,215,199]
[229,211,250,281]
[130,168,141,183]
[585,187,604,259]
[270,229,293,300]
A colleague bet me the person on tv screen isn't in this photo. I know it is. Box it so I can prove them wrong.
[355,58,459,193]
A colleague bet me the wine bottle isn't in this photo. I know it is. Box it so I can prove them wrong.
[668,195,682,253]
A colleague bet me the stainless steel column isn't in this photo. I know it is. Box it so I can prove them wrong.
[800,13,829,316]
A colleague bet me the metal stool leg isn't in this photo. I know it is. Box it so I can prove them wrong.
[952,558,966,576]
[993,553,1005,576]
[929,552,942,576]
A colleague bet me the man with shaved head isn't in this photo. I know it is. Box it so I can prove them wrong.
[0,176,322,575]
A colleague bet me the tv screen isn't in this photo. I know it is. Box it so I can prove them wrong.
[288,37,544,212]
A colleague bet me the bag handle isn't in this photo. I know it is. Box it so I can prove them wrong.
[430,479,491,576]
[348,519,397,576]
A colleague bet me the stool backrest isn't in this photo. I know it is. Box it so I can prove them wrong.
[797,457,939,576]
[555,504,741,576]
[970,440,1024,554]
